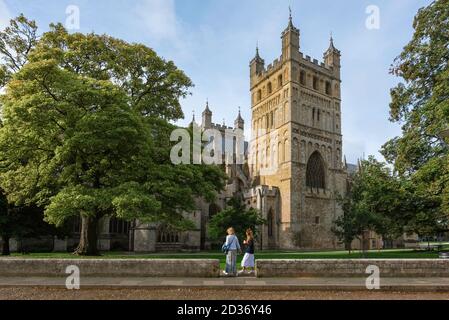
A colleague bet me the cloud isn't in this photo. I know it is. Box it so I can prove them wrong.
[135,0,178,43]
[0,0,11,30]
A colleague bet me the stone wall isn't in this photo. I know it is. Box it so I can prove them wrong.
[0,259,220,278]
[256,259,449,278]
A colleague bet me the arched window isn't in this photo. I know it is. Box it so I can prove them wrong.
[267,82,272,94]
[267,209,274,237]
[257,90,262,102]
[278,75,283,88]
[306,151,326,189]
[325,81,332,95]
[109,217,130,235]
[313,76,319,90]
[278,141,283,164]
[157,225,180,243]
[209,203,221,219]
[300,71,306,85]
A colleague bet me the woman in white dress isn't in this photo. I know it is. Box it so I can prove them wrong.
[239,229,255,275]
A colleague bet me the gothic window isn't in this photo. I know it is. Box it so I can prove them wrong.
[325,81,332,95]
[267,209,274,237]
[278,141,283,164]
[313,76,319,90]
[306,151,326,189]
[209,203,221,219]
[267,82,272,94]
[300,71,306,85]
[257,90,262,102]
[278,75,283,88]
[317,109,321,122]
[109,217,130,235]
[157,225,180,243]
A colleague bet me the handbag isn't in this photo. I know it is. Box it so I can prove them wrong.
[221,236,236,254]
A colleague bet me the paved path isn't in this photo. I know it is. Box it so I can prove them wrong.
[2,276,449,291]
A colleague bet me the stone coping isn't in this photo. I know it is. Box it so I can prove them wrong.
[255,259,449,278]
[0,259,220,278]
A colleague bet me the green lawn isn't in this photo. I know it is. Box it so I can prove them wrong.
[6,248,446,270]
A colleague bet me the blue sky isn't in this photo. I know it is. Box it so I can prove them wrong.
[0,0,432,163]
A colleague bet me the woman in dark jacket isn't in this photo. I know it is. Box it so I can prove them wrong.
[239,229,255,275]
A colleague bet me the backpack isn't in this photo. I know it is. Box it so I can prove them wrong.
[221,236,236,254]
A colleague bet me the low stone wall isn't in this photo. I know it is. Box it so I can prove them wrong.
[0,259,220,278]
[256,259,449,278]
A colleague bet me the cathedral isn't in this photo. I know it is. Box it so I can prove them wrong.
[135,13,350,252]
[6,13,355,254]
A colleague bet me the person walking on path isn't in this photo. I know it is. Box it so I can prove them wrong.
[223,227,241,276]
[239,228,255,276]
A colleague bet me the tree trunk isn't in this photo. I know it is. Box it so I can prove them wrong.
[74,215,100,256]
[1,236,10,256]
[361,233,367,258]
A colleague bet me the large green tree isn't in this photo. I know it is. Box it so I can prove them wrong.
[208,197,265,243]
[333,157,406,252]
[381,0,449,235]
[0,21,226,255]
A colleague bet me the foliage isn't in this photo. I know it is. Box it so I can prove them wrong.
[0,19,226,255]
[333,157,404,250]
[208,197,265,243]
[380,0,449,239]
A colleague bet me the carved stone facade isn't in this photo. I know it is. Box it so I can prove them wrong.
[243,14,348,250]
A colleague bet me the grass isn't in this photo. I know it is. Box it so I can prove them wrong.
[6,247,447,270]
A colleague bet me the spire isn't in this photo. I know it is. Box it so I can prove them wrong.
[203,99,211,114]
[288,6,293,28]
[252,42,263,63]
[202,99,212,129]
[234,106,244,130]
[284,6,298,32]
[236,107,244,122]
[326,32,340,54]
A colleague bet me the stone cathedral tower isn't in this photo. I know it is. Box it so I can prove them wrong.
[248,11,347,249]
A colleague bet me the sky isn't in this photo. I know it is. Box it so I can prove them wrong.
[0,0,433,164]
